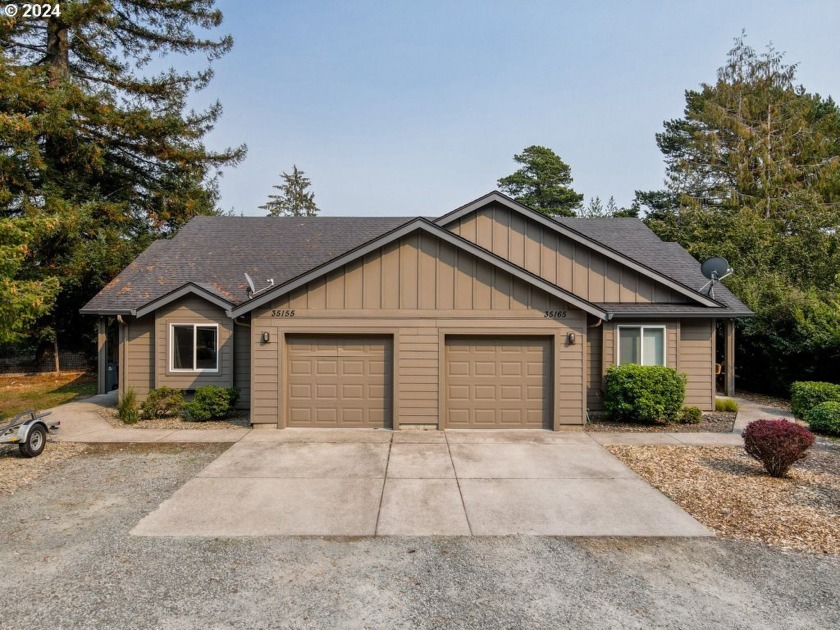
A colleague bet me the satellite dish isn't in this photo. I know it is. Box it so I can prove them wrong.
[244,273,256,297]
[701,257,732,281]
[244,273,275,299]
[700,257,733,298]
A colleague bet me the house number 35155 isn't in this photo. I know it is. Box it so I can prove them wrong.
[271,309,295,317]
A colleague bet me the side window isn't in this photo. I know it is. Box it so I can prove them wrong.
[170,324,218,372]
[618,326,665,366]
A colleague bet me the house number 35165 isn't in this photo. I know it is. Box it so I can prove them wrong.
[271,309,295,317]
[544,310,567,318]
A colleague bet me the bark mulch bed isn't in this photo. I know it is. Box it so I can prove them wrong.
[608,444,840,555]
[586,411,736,433]
[100,408,250,431]
[0,442,87,495]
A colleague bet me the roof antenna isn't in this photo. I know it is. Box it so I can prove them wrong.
[700,257,733,299]
[244,272,274,298]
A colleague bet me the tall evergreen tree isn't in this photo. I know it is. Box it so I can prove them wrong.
[497,145,583,216]
[0,1,245,353]
[639,33,840,393]
[261,165,319,217]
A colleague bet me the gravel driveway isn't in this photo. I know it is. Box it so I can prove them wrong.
[1,444,837,629]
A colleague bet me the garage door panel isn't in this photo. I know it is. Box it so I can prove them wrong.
[445,336,551,429]
[286,335,392,428]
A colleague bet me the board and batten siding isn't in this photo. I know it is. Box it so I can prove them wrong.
[153,295,234,391]
[250,231,587,429]
[678,319,715,410]
[586,324,603,411]
[448,203,685,304]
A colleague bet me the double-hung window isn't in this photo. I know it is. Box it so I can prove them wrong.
[618,326,666,366]
[170,324,218,372]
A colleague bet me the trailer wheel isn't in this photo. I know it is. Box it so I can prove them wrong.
[19,425,46,458]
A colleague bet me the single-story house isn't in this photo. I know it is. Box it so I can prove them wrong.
[81,192,752,430]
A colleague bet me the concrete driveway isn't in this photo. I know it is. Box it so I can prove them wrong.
[132,429,710,537]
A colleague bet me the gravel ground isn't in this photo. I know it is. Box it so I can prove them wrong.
[0,441,86,495]
[609,444,840,555]
[0,445,838,629]
[586,412,735,433]
[100,407,250,430]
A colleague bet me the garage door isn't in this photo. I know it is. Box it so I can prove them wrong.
[286,335,392,428]
[445,336,551,429]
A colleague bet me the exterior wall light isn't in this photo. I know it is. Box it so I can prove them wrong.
[567,332,576,345]
[262,331,270,343]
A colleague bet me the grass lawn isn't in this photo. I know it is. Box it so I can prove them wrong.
[0,371,97,420]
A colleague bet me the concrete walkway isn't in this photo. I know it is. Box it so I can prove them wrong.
[731,396,796,433]
[131,430,712,538]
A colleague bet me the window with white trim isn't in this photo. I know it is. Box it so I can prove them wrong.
[170,324,218,372]
[618,326,666,366]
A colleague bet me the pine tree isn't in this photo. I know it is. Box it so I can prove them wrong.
[0,1,245,352]
[261,166,320,217]
[579,196,607,218]
[497,145,583,216]
[639,33,840,393]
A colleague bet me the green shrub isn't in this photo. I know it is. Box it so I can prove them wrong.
[117,388,139,425]
[604,364,686,424]
[790,381,840,419]
[715,398,739,413]
[140,387,185,419]
[804,401,840,436]
[676,406,703,424]
[183,386,239,422]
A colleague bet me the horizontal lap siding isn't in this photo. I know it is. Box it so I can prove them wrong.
[587,324,603,411]
[449,202,684,303]
[679,319,715,411]
[234,320,251,409]
[398,328,438,425]
[251,326,278,425]
[154,296,234,390]
[125,315,154,400]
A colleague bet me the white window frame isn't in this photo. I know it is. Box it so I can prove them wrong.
[169,323,219,373]
[616,325,667,367]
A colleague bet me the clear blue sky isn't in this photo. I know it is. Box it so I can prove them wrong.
[195,0,840,216]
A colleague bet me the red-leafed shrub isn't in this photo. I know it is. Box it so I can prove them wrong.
[742,419,815,478]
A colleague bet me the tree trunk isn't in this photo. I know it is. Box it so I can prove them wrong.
[45,16,69,88]
[53,335,60,374]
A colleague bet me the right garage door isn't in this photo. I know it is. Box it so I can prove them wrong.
[445,336,552,429]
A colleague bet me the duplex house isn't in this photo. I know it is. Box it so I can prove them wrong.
[81,192,751,429]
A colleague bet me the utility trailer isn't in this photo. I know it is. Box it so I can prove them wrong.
[0,410,60,457]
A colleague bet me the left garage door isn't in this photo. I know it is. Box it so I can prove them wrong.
[286,335,392,428]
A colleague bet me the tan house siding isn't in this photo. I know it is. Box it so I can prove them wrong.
[679,319,715,410]
[586,324,603,411]
[233,320,251,409]
[153,295,234,391]
[124,315,155,400]
[449,203,685,303]
[249,232,587,429]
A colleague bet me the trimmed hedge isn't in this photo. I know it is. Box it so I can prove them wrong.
[790,381,840,419]
[604,364,686,424]
[676,406,703,424]
[140,387,184,419]
[742,419,814,478]
[804,401,840,436]
[183,386,239,422]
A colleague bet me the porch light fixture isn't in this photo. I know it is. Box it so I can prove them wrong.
[567,332,576,345]
[262,331,270,343]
